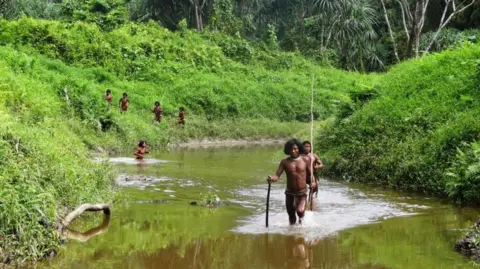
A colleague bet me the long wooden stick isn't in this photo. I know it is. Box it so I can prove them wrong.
[310,74,315,161]
[266,182,271,227]
[309,74,316,211]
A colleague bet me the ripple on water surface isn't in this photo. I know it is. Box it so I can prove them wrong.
[232,179,426,240]
[94,157,170,165]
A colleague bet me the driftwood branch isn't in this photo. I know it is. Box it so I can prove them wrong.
[62,203,111,227]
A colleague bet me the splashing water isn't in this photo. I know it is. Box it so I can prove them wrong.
[233,179,419,240]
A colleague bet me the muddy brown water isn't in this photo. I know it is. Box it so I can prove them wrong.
[41,145,479,269]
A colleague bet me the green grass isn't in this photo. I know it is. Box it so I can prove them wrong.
[318,43,480,205]
[0,18,370,265]
[1,16,479,266]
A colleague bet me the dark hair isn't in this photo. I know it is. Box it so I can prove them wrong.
[155,101,160,106]
[302,141,311,146]
[138,140,146,147]
[123,92,128,96]
[283,139,305,155]
[106,89,111,93]
[179,106,184,111]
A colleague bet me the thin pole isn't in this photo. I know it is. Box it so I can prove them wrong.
[309,74,315,210]
[311,74,315,155]
[266,182,271,227]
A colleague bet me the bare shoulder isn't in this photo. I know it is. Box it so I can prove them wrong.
[301,155,312,164]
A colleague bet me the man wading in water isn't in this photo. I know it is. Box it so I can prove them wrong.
[303,140,323,199]
[267,139,312,225]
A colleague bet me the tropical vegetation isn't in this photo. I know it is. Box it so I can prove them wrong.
[0,0,479,266]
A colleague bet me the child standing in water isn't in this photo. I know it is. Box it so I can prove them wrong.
[134,141,149,160]
[152,101,163,123]
[119,92,130,113]
[177,107,185,125]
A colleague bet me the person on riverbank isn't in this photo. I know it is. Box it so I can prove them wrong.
[303,141,324,199]
[104,89,112,106]
[177,106,185,125]
[267,139,312,225]
[134,140,149,160]
[119,92,130,113]
[152,101,163,123]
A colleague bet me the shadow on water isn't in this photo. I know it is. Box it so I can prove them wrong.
[40,145,480,269]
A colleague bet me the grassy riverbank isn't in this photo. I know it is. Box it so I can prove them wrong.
[1,16,480,266]
[0,18,368,265]
[318,43,480,205]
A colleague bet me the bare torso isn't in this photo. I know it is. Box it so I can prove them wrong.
[281,156,310,193]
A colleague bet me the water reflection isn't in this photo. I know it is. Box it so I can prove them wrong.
[136,159,146,173]
[284,236,317,269]
[40,146,480,269]
[61,215,110,243]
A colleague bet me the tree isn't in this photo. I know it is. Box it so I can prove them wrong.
[423,0,477,55]
[306,0,382,71]
[380,0,400,62]
[394,0,430,57]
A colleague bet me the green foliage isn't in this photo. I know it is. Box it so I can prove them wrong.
[200,190,218,206]
[421,28,480,53]
[445,141,480,205]
[319,44,480,204]
[0,63,116,264]
[0,0,61,19]
[0,18,363,123]
[0,18,366,263]
[60,0,128,31]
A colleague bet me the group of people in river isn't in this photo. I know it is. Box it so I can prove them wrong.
[104,89,185,125]
[267,139,323,225]
[107,82,323,226]
[133,138,323,225]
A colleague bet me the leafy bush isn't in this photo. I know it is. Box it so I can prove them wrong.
[319,44,480,203]
[0,63,116,264]
[445,141,480,205]
[421,28,480,53]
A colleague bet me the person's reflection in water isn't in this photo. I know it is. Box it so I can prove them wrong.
[177,150,185,168]
[136,159,145,173]
[285,236,319,269]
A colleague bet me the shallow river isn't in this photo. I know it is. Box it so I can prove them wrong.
[42,145,479,269]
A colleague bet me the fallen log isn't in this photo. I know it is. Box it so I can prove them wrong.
[61,203,111,227]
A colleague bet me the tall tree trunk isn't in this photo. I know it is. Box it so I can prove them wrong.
[399,0,428,58]
[413,1,427,57]
[195,3,200,30]
[380,0,400,62]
